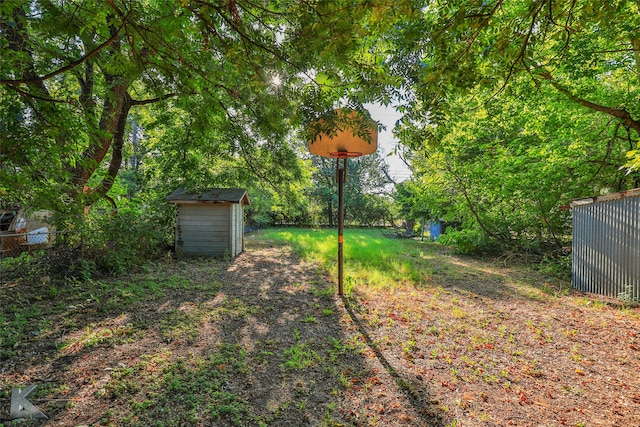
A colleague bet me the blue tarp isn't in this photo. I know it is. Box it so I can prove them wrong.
[429,220,442,240]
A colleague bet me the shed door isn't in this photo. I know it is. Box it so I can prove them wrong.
[177,205,230,255]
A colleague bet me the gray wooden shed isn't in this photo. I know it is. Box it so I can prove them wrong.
[166,188,250,257]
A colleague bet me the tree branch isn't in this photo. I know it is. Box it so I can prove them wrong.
[94,94,132,198]
[0,20,126,86]
[540,71,640,136]
[4,84,74,104]
[129,93,177,106]
[446,162,509,245]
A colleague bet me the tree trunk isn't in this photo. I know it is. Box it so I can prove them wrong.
[404,219,415,237]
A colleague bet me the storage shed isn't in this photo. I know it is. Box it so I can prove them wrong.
[166,188,250,257]
[571,188,640,300]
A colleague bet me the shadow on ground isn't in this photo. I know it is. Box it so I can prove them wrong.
[1,237,449,426]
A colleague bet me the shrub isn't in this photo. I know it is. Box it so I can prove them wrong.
[438,228,501,255]
[81,206,171,276]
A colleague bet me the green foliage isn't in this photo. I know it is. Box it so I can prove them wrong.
[438,228,500,256]
[80,203,170,276]
[618,285,639,305]
[398,79,638,254]
[624,145,640,173]
[1,0,408,219]
[309,152,394,227]
[382,0,640,254]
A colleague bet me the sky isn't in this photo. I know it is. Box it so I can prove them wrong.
[365,103,412,183]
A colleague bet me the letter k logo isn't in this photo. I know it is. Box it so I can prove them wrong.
[10,385,47,420]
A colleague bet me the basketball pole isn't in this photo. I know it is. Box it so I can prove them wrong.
[308,108,378,298]
[337,157,346,296]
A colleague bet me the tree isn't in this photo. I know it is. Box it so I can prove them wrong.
[372,1,640,253]
[387,0,640,169]
[402,81,636,254]
[1,0,411,215]
[344,152,395,226]
[393,180,436,231]
[309,150,393,226]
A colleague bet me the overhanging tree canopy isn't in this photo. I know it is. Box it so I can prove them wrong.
[0,0,410,212]
[387,0,640,169]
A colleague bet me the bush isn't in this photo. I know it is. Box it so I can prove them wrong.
[438,228,501,255]
[81,206,171,276]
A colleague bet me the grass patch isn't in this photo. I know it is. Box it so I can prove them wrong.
[159,307,206,344]
[99,343,259,426]
[259,228,571,301]
[61,322,137,353]
[282,342,320,370]
[261,228,440,292]
[0,261,221,360]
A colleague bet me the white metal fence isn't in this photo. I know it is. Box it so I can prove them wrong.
[571,188,640,301]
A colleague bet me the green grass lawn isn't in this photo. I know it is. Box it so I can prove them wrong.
[261,228,450,293]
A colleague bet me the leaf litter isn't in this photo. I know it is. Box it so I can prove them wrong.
[1,233,639,426]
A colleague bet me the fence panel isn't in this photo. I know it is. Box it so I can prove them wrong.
[571,189,640,299]
[0,231,83,285]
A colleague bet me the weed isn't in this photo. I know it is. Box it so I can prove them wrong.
[103,365,141,398]
[570,344,583,362]
[282,342,319,370]
[451,306,468,319]
[61,323,136,353]
[402,339,417,359]
[301,315,317,323]
[450,367,459,379]
[427,325,440,336]
[116,343,258,425]
[223,298,264,318]
[321,403,339,427]
[311,285,334,298]
[159,308,205,344]
[344,276,358,295]
[339,371,352,389]
[619,284,639,306]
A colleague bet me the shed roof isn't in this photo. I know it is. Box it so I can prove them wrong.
[166,188,250,205]
[570,187,640,208]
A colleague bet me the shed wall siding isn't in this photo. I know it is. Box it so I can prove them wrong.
[230,204,236,256]
[176,205,230,256]
[230,203,244,256]
[572,194,640,299]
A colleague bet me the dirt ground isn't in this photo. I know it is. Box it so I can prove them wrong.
[1,234,639,426]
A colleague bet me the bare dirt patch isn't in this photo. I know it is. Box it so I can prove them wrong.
[1,233,639,426]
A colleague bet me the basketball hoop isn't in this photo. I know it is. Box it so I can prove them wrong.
[307,108,379,296]
[308,109,378,158]
[329,151,363,158]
